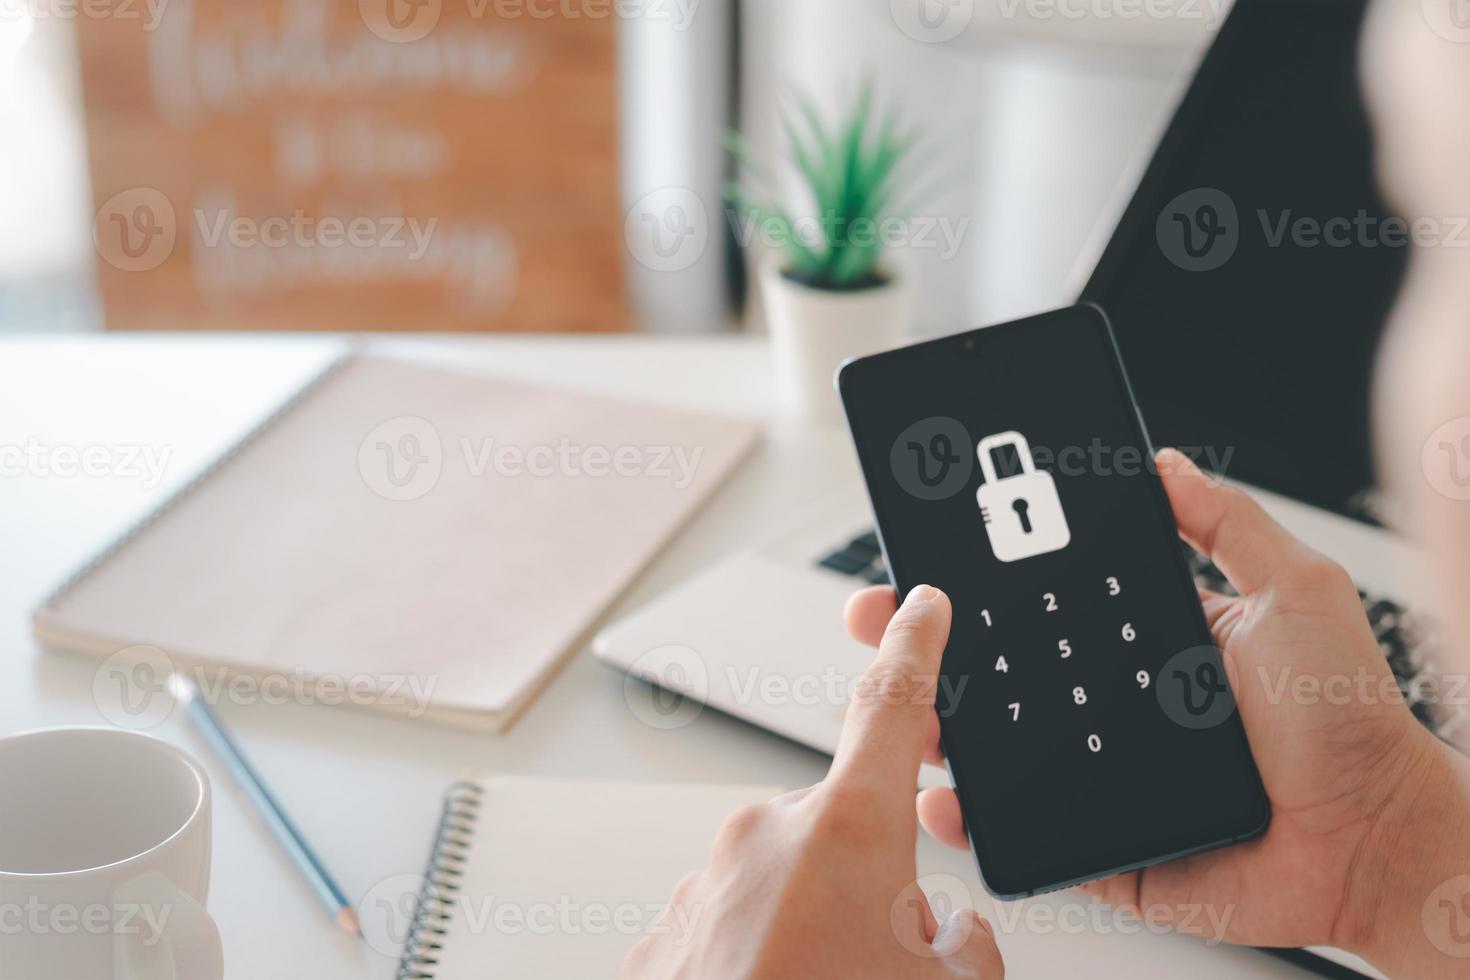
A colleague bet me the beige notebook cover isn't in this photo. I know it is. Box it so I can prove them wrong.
[396,778,778,978]
[33,354,761,731]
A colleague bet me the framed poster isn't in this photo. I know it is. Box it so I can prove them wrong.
[80,0,627,331]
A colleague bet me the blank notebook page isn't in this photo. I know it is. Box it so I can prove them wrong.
[425,779,777,977]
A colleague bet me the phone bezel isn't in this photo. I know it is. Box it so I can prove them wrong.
[836,303,1270,899]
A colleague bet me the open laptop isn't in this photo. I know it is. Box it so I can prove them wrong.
[596,1,1457,974]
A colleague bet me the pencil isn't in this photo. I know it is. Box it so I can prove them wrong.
[171,673,361,937]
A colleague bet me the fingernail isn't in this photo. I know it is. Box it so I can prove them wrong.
[931,910,979,956]
[1155,448,1193,478]
[1159,447,1198,468]
[905,584,938,606]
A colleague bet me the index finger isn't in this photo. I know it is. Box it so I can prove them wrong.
[831,584,951,792]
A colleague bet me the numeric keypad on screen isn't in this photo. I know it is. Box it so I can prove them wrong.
[981,573,1148,755]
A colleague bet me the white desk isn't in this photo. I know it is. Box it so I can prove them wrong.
[0,334,1314,978]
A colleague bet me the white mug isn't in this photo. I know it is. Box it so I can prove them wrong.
[0,728,224,980]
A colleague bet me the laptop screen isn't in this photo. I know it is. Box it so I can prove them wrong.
[1082,0,1407,525]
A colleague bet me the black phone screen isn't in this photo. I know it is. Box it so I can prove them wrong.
[838,306,1268,898]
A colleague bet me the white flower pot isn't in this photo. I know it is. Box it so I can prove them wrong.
[760,256,914,421]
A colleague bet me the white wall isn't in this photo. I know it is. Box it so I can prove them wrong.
[737,0,1217,335]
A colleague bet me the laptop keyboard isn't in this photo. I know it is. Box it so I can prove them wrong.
[818,530,1465,743]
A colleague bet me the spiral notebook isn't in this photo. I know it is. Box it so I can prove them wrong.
[397,777,778,978]
[32,353,761,732]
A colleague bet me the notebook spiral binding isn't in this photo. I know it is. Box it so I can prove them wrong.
[35,351,355,614]
[398,781,485,980]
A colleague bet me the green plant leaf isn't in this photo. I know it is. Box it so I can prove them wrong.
[726,78,942,290]
[792,91,846,218]
[777,104,833,229]
[726,187,826,275]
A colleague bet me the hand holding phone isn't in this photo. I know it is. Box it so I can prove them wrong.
[838,305,1270,898]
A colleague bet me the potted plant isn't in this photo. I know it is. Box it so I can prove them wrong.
[727,83,921,419]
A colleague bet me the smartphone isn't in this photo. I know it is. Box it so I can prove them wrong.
[837,304,1269,899]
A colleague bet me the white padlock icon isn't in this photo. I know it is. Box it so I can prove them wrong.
[975,431,1071,563]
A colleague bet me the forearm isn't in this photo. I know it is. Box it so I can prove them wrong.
[1343,724,1470,978]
